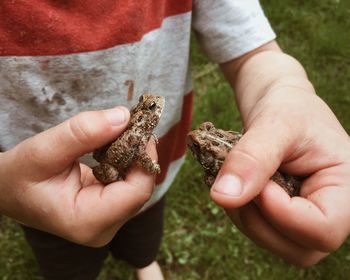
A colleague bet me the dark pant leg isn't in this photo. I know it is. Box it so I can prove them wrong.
[110,197,165,269]
[22,226,109,280]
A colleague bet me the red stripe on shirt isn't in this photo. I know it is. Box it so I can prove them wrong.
[156,91,193,184]
[0,0,192,56]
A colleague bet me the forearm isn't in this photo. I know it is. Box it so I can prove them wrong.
[0,152,8,215]
[220,41,316,125]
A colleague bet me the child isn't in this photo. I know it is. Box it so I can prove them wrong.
[1,0,349,278]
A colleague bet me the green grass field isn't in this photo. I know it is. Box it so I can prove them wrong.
[1,0,350,279]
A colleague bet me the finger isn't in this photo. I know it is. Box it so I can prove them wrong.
[69,140,159,246]
[226,203,328,267]
[256,175,350,252]
[211,117,297,208]
[102,139,159,217]
[80,164,100,187]
[8,107,130,180]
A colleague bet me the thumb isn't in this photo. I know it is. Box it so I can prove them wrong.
[8,107,130,180]
[210,122,295,208]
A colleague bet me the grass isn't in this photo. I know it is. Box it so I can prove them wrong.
[1,0,350,279]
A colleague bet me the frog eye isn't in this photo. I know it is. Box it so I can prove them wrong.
[192,141,200,150]
[149,101,157,111]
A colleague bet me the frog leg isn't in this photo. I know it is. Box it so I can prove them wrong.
[204,174,216,187]
[92,162,120,184]
[138,153,161,174]
[93,142,112,162]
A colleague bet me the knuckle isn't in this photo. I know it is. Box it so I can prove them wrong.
[318,226,343,252]
[140,190,153,202]
[68,112,96,147]
[238,205,258,234]
[230,144,262,167]
[289,252,327,268]
[235,136,274,163]
[227,144,274,182]
[20,140,48,170]
[239,212,251,231]
[134,190,153,209]
[292,258,319,268]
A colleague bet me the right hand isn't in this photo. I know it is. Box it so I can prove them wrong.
[210,88,350,267]
[0,107,158,247]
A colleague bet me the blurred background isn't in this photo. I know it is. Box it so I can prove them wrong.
[1,0,349,279]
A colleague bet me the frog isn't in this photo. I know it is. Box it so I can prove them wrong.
[92,94,165,184]
[187,122,301,196]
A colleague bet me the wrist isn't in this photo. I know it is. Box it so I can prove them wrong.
[264,76,316,97]
[232,52,317,122]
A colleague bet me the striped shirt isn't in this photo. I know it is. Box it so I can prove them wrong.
[0,0,275,208]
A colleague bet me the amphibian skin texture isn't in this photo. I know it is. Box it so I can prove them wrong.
[187,122,301,196]
[93,94,165,184]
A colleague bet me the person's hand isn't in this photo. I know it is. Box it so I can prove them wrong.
[210,87,350,266]
[212,42,350,267]
[0,107,158,247]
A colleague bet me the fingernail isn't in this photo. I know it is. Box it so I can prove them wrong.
[213,174,242,196]
[104,107,128,126]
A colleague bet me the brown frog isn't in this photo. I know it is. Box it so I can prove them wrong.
[93,94,165,184]
[187,122,301,196]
